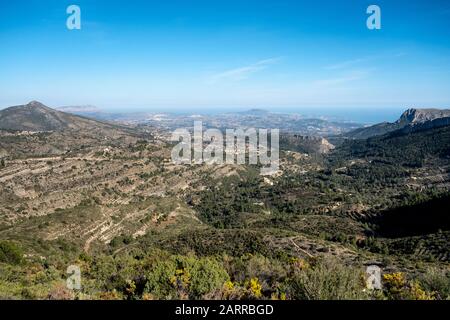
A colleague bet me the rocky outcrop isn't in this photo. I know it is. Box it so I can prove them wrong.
[280,134,335,154]
[345,108,450,139]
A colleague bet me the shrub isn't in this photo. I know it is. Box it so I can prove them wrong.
[244,278,262,298]
[47,283,74,300]
[0,241,24,265]
[419,267,450,300]
[285,258,368,300]
[223,254,287,297]
[144,258,179,299]
[144,255,229,299]
[189,257,230,299]
[383,272,435,300]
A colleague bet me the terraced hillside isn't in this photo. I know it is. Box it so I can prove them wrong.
[0,104,449,300]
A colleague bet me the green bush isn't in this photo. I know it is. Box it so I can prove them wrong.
[144,255,229,299]
[419,267,450,300]
[285,258,368,300]
[0,241,24,265]
[144,258,178,299]
[189,257,229,298]
[225,254,287,289]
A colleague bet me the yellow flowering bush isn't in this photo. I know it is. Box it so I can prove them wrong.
[245,277,262,298]
[383,272,435,300]
[409,281,435,300]
[270,291,287,300]
[383,272,406,294]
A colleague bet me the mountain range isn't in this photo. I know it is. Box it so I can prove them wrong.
[2,102,450,143]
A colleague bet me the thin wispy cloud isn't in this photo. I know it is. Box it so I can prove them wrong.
[324,57,372,70]
[313,69,371,87]
[209,57,282,83]
[325,52,408,70]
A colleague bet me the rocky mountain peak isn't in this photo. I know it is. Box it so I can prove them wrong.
[346,107,450,139]
[397,108,450,125]
[26,100,47,108]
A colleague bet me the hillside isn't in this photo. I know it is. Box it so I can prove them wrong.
[280,134,335,154]
[0,105,449,300]
[0,101,134,135]
[0,102,147,158]
[345,108,450,139]
[332,123,450,167]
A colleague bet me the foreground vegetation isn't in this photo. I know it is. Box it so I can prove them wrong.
[1,241,448,300]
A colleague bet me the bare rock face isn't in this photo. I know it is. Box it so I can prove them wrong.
[346,107,450,139]
[280,134,335,154]
[318,137,335,153]
[397,108,450,125]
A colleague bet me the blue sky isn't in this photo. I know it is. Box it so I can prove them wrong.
[1,0,450,116]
